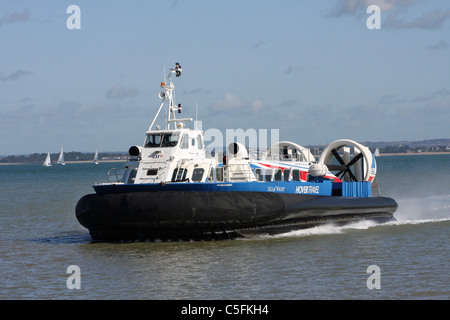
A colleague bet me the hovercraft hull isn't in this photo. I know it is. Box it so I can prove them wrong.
[75,191,397,241]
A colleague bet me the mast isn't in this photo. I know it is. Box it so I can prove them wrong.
[148,63,193,131]
[43,152,52,166]
[57,147,65,165]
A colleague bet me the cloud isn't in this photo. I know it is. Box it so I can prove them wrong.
[0,99,151,154]
[378,94,407,104]
[427,40,448,50]
[187,87,449,146]
[0,9,30,27]
[377,87,450,105]
[328,0,450,30]
[186,88,212,95]
[0,100,146,133]
[210,93,267,115]
[252,40,271,49]
[284,66,304,75]
[385,9,450,30]
[291,100,449,143]
[106,84,139,99]
[431,87,450,97]
[0,69,33,81]
[411,87,450,102]
[278,100,298,107]
[327,0,417,17]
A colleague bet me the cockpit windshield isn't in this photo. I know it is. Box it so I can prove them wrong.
[145,133,180,148]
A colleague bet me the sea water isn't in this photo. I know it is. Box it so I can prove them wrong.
[0,155,448,300]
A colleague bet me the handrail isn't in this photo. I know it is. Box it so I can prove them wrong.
[107,168,124,183]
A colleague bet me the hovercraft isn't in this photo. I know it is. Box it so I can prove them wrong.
[76,63,397,241]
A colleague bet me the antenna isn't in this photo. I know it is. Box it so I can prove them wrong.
[195,103,198,130]
[149,62,192,131]
[175,62,182,77]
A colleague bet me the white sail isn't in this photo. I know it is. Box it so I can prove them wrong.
[57,147,65,165]
[94,150,99,164]
[374,148,380,157]
[43,152,52,167]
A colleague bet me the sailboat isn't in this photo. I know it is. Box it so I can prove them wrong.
[57,147,65,165]
[43,152,52,167]
[374,148,380,157]
[93,150,99,165]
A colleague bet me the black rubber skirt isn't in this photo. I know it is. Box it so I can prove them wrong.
[75,191,397,241]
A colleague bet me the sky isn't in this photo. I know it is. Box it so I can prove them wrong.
[1,0,449,155]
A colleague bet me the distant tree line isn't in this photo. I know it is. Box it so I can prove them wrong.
[379,145,449,154]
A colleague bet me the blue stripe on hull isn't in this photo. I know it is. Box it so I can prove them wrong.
[94,180,335,196]
[94,180,372,197]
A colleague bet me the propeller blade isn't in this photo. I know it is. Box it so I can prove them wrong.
[331,149,345,165]
[327,165,347,171]
[361,156,365,180]
[347,152,363,166]
[347,169,358,182]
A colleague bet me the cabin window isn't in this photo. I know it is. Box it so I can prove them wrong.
[283,169,291,181]
[255,168,264,181]
[172,168,188,181]
[274,169,282,181]
[171,169,177,181]
[126,169,137,184]
[215,167,224,182]
[197,135,203,150]
[147,169,158,176]
[192,168,205,182]
[180,134,189,149]
[182,169,187,180]
[265,169,273,182]
[145,133,179,148]
[282,146,290,160]
[292,169,300,181]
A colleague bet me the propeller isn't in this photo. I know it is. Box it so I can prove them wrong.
[327,149,363,181]
[319,139,376,182]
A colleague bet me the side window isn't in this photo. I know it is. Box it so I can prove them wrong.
[197,135,203,150]
[274,169,282,181]
[255,168,264,181]
[181,134,189,149]
[265,169,273,182]
[292,169,300,181]
[167,133,179,147]
[127,169,137,184]
[215,167,224,182]
[283,169,290,181]
[192,168,205,182]
[145,134,161,148]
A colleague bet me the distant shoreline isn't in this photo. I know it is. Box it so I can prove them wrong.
[1,152,449,165]
[0,159,126,166]
[378,151,450,156]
